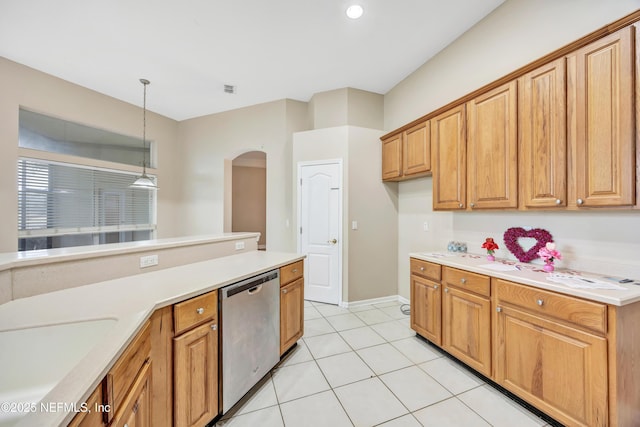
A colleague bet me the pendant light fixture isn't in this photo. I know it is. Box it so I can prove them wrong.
[130,78,158,189]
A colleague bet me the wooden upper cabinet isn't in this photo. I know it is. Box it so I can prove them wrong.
[381,133,402,181]
[519,58,567,208]
[467,81,518,209]
[432,105,467,210]
[567,26,636,207]
[403,121,431,176]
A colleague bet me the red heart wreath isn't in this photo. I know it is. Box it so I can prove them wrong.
[503,227,553,263]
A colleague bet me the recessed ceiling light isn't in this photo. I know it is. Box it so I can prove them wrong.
[346,4,364,20]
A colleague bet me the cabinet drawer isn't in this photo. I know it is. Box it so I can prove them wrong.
[105,322,151,422]
[443,267,490,297]
[174,290,218,335]
[494,279,607,335]
[410,258,441,282]
[280,260,303,286]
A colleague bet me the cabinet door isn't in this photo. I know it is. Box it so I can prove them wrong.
[431,104,467,210]
[403,121,431,176]
[410,275,441,346]
[519,58,567,208]
[281,278,304,355]
[568,26,635,207]
[174,322,218,427]
[442,286,491,376]
[382,134,402,181]
[467,81,518,209]
[68,385,107,427]
[111,361,152,427]
[494,304,607,426]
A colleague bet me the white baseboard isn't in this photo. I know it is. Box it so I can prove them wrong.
[340,294,409,308]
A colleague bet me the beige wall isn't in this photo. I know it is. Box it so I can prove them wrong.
[309,88,384,130]
[0,57,183,253]
[5,236,258,301]
[386,0,640,299]
[292,125,398,303]
[232,165,267,247]
[177,99,309,252]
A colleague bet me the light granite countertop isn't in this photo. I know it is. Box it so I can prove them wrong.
[0,250,303,427]
[0,232,260,272]
[410,251,640,306]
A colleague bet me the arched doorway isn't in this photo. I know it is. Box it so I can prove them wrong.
[231,151,267,249]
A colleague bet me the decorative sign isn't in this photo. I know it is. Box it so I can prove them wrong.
[503,227,553,263]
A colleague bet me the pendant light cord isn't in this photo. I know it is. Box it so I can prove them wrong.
[140,78,150,174]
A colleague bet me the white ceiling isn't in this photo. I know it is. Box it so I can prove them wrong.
[0,0,505,121]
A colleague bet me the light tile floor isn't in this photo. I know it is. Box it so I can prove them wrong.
[216,300,556,427]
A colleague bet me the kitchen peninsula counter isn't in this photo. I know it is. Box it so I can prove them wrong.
[0,250,304,427]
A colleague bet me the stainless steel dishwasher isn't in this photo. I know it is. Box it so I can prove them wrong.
[220,269,280,414]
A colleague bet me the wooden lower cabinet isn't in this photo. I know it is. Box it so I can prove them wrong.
[280,261,304,355]
[173,322,219,427]
[410,275,441,345]
[280,277,304,355]
[493,303,608,426]
[68,385,107,427]
[110,361,152,427]
[409,258,628,425]
[442,285,491,377]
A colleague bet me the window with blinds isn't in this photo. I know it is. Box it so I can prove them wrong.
[18,158,156,251]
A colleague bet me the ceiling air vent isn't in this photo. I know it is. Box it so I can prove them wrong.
[224,84,236,94]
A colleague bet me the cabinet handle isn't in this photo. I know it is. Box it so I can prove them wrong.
[460,278,467,284]
[283,289,288,294]
[470,203,475,208]
[496,307,502,313]
[537,299,544,306]
[434,285,439,290]
[555,199,562,205]
[196,308,204,315]
[211,324,217,331]
[292,268,298,273]
[420,267,425,271]
[458,203,464,208]
[444,288,449,293]
[577,198,584,205]
[133,402,139,414]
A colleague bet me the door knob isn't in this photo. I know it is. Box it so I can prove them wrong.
[328,239,338,244]
[196,308,204,315]
[577,198,584,205]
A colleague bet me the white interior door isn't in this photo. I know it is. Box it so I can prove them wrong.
[298,161,341,305]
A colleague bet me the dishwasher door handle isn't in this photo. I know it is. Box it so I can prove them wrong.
[247,285,263,295]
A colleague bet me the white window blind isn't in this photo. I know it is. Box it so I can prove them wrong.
[18,158,156,238]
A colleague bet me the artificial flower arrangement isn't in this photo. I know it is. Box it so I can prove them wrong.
[537,242,562,272]
[481,237,499,261]
[503,227,553,263]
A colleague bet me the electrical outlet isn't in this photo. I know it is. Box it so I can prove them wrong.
[140,254,158,268]
[235,241,245,250]
[352,220,358,230]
